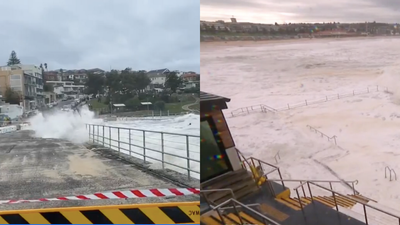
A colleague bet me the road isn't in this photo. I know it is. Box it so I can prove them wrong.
[0,130,198,210]
[182,98,199,113]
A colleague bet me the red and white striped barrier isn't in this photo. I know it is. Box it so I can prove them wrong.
[0,188,200,204]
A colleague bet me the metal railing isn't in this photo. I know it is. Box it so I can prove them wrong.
[230,85,389,116]
[86,124,200,180]
[200,188,236,206]
[231,104,277,117]
[275,85,388,111]
[211,198,281,225]
[292,181,400,225]
[385,166,397,181]
[306,125,337,145]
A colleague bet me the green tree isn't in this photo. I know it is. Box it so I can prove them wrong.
[165,71,182,93]
[132,71,151,92]
[43,84,54,92]
[85,72,105,95]
[124,97,141,110]
[7,51,21,66]
[4,87,20,104]
[154,100,165,111]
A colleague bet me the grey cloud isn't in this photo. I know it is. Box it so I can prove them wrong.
[201,0,400,23]
[0,0,200,72]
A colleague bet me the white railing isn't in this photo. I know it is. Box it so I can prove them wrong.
[230,85,389,117]
[86,124,200,180]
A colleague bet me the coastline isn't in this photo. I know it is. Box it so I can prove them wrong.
[200,35,399,47]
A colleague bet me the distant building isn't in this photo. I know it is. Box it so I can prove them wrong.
[146,68,170,89]
[181,72,199,82]
[0,64,44,111]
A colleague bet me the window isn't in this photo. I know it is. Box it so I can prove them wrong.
[200,117,231,182]
[10,74,21,79]
[11,87,22,92]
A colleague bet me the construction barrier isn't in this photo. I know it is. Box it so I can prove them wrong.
[0,188,200,204]
[0,202,200,224]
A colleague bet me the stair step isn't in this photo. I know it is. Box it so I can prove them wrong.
[202,170,249,190]
[334,196,355,208]
[239,212,264,225]
[275,198,301,210]
[259,203,289,222]
[293,197,311,205]
[350,194,371,204]
[201,215,222,225]
[224,213,242,224]
[213,184,258,205]
[314,196,335,208]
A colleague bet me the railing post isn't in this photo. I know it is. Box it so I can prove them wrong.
[307,182,313,201]
[109,127,111,147]
[129,129,132,156]
[216,209,227,225]
[363,204,368,224]
[332,192,339,211]
[352,183,356,195]
[296,188,305,215]
[97,125,99,143]
[329,182,333,191]
[102,126,105,145]
[301,182,306,197]
[88,125,91,142]
[161,133,165,169]
[186,135,191,180]
[277,169,285,188]
[117,128,120,155]
[143,131,146,162]
[232,201,245,225]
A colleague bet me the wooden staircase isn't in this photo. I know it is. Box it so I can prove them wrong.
[276,194,372,211]
[201,210,264,225]
[201,169,258,205]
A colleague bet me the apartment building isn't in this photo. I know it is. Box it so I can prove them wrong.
[46,81,85,98]
[0,64,44,111]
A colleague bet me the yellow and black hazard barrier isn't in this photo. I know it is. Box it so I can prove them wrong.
[0,201,200,224]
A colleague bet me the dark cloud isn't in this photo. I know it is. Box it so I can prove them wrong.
[0,0,200,72]
[201,0,400,24]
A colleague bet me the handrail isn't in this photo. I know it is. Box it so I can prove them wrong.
[306,125,337,145]
[385,166,397,181]
[200,188,236,207]
[266,178,359,197]
[235,148,253,172]
[230,85,389,114]
[86,124,200,180]
[211,198,281,225]
[307,181,400,224]
[86,123,199,137]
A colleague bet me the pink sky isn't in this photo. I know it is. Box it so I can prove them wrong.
[201,0,400,24]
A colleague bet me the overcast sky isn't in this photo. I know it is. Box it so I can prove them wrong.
[201,0,400,24]
[0,0,199,72]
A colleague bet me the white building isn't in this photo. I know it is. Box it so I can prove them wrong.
[47,81,85,98]
[146,68,170,89]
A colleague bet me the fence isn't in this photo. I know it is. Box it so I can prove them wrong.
[231,104,277,117]
[230,86,389,117]
[385,166,397,181]
[99,110,188,120]
[86,124,200,180]
[306,125,337,145]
